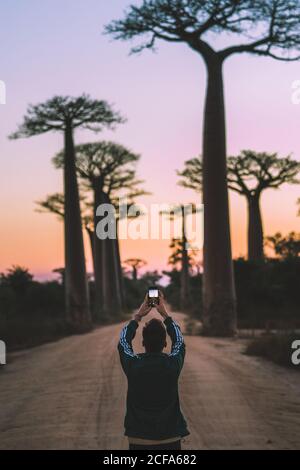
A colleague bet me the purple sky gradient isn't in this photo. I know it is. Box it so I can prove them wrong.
[0,0,299,280]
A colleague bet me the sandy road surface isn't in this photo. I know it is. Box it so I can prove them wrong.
[0,312,300,450]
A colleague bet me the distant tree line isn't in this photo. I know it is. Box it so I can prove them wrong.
[0,263,161,350]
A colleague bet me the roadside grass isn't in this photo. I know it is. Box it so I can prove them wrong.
[245,331,300,370]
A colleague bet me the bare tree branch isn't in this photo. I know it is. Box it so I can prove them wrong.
[105,0,300,63]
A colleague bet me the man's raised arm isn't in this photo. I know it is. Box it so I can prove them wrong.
[118,296,152,375]
[118,320,139,374]
[156,291,186,372]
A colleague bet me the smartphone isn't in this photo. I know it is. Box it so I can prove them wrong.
[147,287,159,306]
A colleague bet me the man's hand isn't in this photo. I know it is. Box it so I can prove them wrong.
[155,291,169,320]
[134,295,152,322]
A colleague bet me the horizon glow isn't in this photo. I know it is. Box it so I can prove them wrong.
[0,0,299,281]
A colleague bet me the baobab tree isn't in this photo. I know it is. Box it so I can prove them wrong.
[113,197,147,310]
[168,236,199,310]
[81,214,96,271]
[54,141,146,320]
[161,204,196,311]
[81,198,146,313]
[106,0,300,336]
[10,95,123,331]
[36,193,96,271]
[37,192,146,319]
[227,151,300,261]
[124,258,147,281]
[168,239,198,271]
[178,151,300,261]
[36,193,65,218]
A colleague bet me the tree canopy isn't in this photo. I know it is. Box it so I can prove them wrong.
[9,95,124,137]
[226,151,300,197]
[53,141,145,199]
[178,151,300,196]
[105,0,300,61]
[168,237,197,267]
[0,266,33,294]
[35,193,65,219]
[124,258,147,278]
[266,232,300,259]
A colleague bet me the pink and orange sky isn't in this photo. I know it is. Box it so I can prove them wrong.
[0,0,300,281]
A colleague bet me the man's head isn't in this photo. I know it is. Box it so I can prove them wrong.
[142,318,167,353]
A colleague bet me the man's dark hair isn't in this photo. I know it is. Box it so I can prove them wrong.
[142,318,166,353]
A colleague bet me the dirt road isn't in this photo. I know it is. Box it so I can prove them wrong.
[0,312,300,450]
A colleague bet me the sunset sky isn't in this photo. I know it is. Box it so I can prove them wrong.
[0,0,300,281]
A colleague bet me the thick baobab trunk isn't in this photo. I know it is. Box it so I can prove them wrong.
[110,236,123,315]
[85,226,95,272]
[202,56,237,336]
[93,187,106,321]
[107,197,123,316]
[94,189,122,320]
[180,212,191,311]
[64,126,91,332]
[115,221,125,309]
[247,195,264,261]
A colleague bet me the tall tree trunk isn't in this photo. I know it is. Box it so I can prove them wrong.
[247,195,264,261]
[94,189,122,320]
[85,225,97,322]
[202,56,237,337]
[180,210,191,311]
[85,226,95,272]
[64,126,91,332]
[109,237,123,316]
[107,196,123,316]
[93,186,106,321]
[115,220,125,309]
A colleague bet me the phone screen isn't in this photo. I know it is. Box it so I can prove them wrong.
[148,288,159,298]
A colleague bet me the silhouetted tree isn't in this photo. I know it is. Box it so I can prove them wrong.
[266,232,300,259]
[124,258,147,281]
[81,214,96,272]
[168,237,199,308]
[113,199,147,310]
[140,270,162,287]
[227,151,300,261]
[106,0,300,336]
[161,204,196,311]
[0,266,33,296]
[10,95,123,331]
[54,141,146,320]
[53,267,65,286]
[36,193,65,219]
[179,152,300,261]
[168,238,198,269]
[37,192,146,318]
[36,193,95,270]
